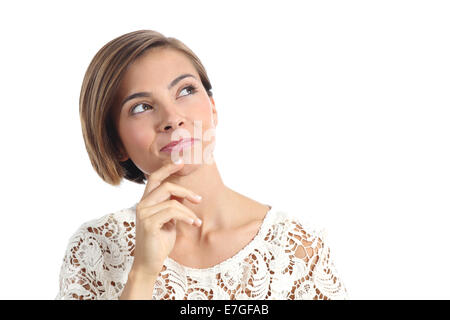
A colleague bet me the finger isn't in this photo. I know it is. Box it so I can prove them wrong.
[143,159,185,197]
[141,181,202,207]
[139,199,201,224]
[146,207,199,230]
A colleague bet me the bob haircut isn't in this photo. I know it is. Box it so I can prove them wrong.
[79,30,213,186]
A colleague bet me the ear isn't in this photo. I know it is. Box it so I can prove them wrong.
[118,153,129,162]
[116,141,129,162]
[210,96,218,127]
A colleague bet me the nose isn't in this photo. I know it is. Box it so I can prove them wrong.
[160,119,185,132]
[158,107,185,133]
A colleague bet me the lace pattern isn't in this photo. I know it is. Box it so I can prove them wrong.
[56,204,348,300]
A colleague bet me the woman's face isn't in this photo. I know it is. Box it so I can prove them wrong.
[112,47,218,178]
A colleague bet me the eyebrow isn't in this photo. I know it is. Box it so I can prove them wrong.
[120,73,197,109]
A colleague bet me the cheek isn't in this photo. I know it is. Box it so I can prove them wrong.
[195,102,214,125]
[193,111,214,137]
[199,113,216,142]
[120,123,155,151]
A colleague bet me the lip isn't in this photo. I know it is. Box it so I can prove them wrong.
[160,138,199,152]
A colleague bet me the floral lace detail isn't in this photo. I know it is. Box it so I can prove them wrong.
[56,203,348,300]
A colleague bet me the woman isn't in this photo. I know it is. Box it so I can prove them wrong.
[56,29,348,300]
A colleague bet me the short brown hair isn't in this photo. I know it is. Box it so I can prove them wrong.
[79,30,213,186]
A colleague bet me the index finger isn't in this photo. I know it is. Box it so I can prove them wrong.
[143,158,185,196]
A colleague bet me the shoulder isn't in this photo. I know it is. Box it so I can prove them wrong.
[76,203,136,231]
[57,203,138,300]
[265,205,328,261]
[64,203,138,253]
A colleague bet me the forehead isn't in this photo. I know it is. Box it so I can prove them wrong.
[119,47,198,91]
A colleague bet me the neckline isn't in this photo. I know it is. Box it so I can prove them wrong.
[165,204,274,273]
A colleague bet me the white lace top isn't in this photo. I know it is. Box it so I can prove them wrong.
[56,203,349,300]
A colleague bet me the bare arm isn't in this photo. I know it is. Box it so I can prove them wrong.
[119,268,158,300]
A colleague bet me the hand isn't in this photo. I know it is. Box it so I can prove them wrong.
[131,160,203,278]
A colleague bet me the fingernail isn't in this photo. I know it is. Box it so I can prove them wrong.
[194,195,202,201]
[174,158,183,164]
[196,219,202,226]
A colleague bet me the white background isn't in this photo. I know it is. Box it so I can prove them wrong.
[0,0,449,299]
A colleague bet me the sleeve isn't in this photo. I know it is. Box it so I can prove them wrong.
[55,222,118,300]
[289,221,349,300]
[308,236,349,300]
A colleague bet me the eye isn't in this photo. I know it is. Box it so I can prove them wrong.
[130,103,153,115]
[179,84,197,97]
[130,85,198,115]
